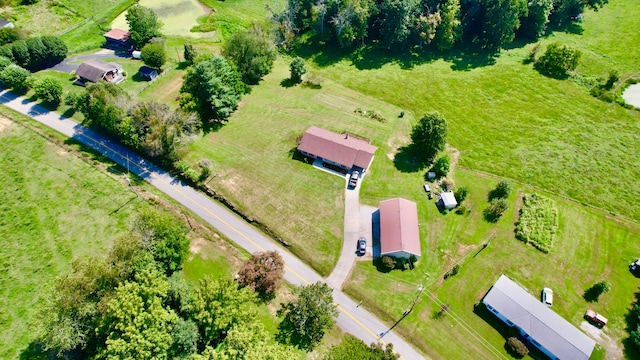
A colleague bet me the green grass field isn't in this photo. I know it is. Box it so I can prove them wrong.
[307,0,640,223]
[344,167,640,359]
[0,114,147,359]
[198,0,283,42]
[0,0,83,36]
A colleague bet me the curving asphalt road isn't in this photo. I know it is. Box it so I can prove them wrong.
[0,90,427,360]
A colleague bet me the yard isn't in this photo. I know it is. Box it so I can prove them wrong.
[343,168,640,359]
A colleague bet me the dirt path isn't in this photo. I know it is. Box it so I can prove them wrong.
[580,321,623,359]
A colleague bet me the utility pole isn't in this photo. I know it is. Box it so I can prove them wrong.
[124,152,139,197]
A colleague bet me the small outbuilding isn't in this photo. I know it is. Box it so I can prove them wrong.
[0,19,14,29]
[103,28,131,48]
[440,191,458,210]
[139,66,158,81]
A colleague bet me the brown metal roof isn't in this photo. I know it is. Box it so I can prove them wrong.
[297,126,377,169]
[379,198,421,257]
[104,28,130,42]
[76,60,119,83]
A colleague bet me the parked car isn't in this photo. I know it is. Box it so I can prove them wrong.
[630,259,640,272]
[423,184,431,192]
[357,237,366,255]
[541,287,553,307]
[584,309,608,327]
[349,171,359,187]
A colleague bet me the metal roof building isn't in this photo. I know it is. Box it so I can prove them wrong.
[483,275,595,360]
[379,198,421,259]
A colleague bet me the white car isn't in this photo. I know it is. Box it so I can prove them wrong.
[349,171,359,187]
[542,287,553,307]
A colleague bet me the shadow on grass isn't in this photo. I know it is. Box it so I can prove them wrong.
[18,341,54,360]
[623,289,640,359]
[293,37,499,72]
[393,144,430,173]
[583,286,603,302]
[288,147,314,165]
[280,78,297,88]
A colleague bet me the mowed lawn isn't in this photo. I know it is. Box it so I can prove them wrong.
[0,115,146,359]
[344,168,640,359]
[199,0,284,41]
[310,0,640,223]
[184,58,408,276]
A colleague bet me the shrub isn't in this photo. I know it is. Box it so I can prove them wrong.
[455,205,467,214]
[515,193,558,253]
[444,264,460,280]
[184,168,199,183]
[484,198,509,222]
[198,165,211,183]
[536,42,581,78]
[605,70,619,90]
[34,77,63,104]
[489,180,512,200]
[381,256,396,271]
[454,186,469,203]
[506,337,529,358]
[175,160,190,173]
[183,43,198,65]
[141,43,166,70]
[0,56,13,71]
[432,154,450,178]
[64,91,82,106]
[0,63,30,92]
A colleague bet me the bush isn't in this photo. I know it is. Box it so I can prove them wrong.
[605,70,619,90]
[0,64,30,92]
[184,168,199,183]
[536,42,581,78]
[484,198,509,222]
[506,337,529,358]
[64,91,82,106]
[432,154,450,178]
[454,186,469,203]
[455,205,467,214]
[489,180,512,200]
[381,256,396,271]
[0,56,12,71]
[443,264,460,280]
[34,77,63,104]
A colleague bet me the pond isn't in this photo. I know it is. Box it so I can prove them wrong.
[622,83,640,109]
[111,0,214,38]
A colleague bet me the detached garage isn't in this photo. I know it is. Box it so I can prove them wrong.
[379,198,421,259]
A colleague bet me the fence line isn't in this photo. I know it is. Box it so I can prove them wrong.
[135,67,174,95]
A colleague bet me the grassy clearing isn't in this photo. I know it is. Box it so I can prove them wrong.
[198,0,283,42]
[184,58,408,276]
[0,0,83,36]
[307,0,640,223]
[344,168,640,359]
[0,115,147,359]
[137,67,186,106]
[515,193,558,253]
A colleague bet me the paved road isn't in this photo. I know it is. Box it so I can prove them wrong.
[0,90,427,360]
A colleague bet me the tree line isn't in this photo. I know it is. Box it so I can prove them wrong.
[272,0,608,51]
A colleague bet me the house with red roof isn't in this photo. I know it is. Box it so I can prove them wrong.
[297,126,377,173]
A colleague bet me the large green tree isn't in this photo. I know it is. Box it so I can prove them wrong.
[96,268,177,360]
[410,111,448,161]
[179,56,246,122]
[186,277,258,346]
[536,41,581,78]
[277,282,338,351]
[376,0,419,48]
[222,25,277,85]
[478,0,527,49]
[0,64,30,92]
[126,5,163,48]
[519,0,553,39]
[435,0,462,50]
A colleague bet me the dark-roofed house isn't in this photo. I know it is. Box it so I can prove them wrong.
[103,28,130,48]
[483,275,596,360]
[379,198,421,259]
[297,126,377,173]
[76,60,124,85]
[0,19,14,29]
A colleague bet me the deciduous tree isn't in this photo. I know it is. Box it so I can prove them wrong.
[536,42,581,78]
[0,64,31,92]
[184,43,198,65]
[289,56,306,83]
[324,334,399,359]
[34,77,63,104]
[410,111,448,161]
[237,250,285,301]
[277,282,338,351]
[126,5,163,48]
[222,24,277,85]
[141,42,166,70]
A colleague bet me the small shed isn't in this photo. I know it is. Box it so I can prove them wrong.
[0,19,14,29]
[139,66,158,80]
[427,171,436,180]
[440,191,458,210]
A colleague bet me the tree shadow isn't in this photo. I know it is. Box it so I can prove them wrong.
[280,78,297,88]
[623,289,640,359]
[534,62,570,80]
[583,285,602,303]
[393,144,429,173]
[19,341,55,360]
